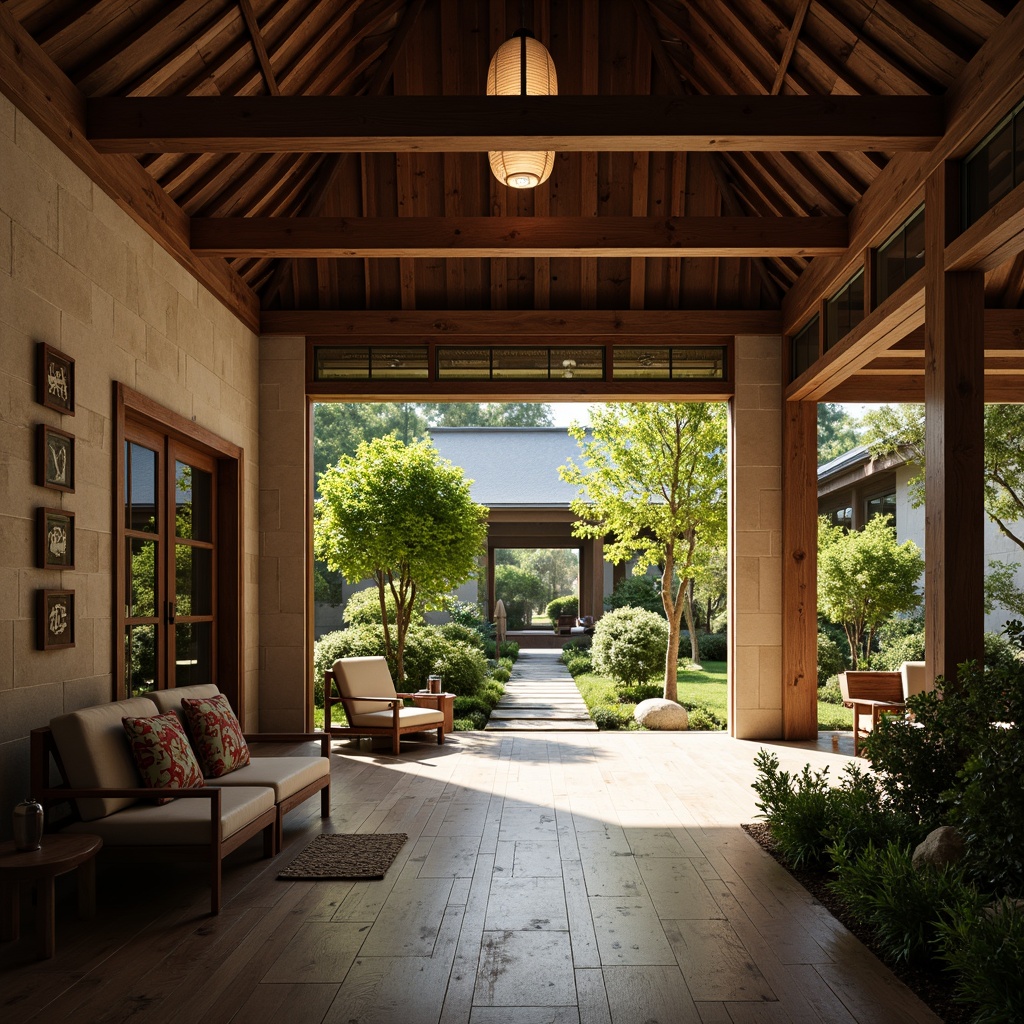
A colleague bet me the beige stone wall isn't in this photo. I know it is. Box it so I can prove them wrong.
[0,94,260,832]
[258,336,309,731]
[729,335,784,739]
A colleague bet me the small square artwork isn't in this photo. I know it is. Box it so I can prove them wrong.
[38,507,75,569]
[38,424,75,492]
[38,343,75,416]
[38,590,75,651]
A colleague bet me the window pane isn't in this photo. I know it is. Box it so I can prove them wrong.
[126,625,157,697]
[552,348,604,379]
[175,622,213,686]
[125,442,158,533]
[314,346,370,380]
[176,462,212,542]
[370,347,429,379]
[615,347,671,378]
[128,538,157,618]
[175,544,213,617]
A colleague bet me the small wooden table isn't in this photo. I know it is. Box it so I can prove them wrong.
[0,833,102,959]
[411,691,456,733]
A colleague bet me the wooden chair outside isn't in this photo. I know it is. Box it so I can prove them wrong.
[839,671,906,755]
[324,656,445,755]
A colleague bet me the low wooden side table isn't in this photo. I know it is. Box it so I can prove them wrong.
[0,833,102,959]
[411,691,456,733]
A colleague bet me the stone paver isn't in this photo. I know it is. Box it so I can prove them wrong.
[486,648,597,731]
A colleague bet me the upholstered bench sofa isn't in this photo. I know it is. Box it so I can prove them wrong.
[30,688,331,914]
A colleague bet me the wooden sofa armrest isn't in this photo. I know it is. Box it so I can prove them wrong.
[244,732,331,758]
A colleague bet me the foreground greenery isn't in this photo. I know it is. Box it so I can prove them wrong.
[754,622,1024,1023]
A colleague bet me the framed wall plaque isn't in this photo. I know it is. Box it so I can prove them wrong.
[38,590,75,651]
[38,343,75,415]
[38,507,75,569]
[38,424,75,492]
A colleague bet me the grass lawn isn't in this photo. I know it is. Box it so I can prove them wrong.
[573,661,853,731]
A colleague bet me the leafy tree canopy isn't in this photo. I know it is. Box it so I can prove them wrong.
[314,435,488,682]
[559,402,728,700]
[862,402,1024,555]
[818,403,860,464]
[421,402,554,428]
[817,514,924,668]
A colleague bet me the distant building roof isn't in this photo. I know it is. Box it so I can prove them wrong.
[430,427,586,507]
[818,443,872,482]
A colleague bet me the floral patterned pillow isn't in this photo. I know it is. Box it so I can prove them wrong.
[122,712,205,794]
[181,694,251,778]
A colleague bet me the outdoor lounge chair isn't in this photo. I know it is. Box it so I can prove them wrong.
[839,670,906,756]
[325,656,445,755]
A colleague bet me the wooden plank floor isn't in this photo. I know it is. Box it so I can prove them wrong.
[0,732,940,1024]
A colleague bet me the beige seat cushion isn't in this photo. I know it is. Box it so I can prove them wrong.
[50,697,160,821]
[332,656,399,717]
[900,661,931,700]
[213,756,328,801]
[64,785,274,845]
[348,707,444,729]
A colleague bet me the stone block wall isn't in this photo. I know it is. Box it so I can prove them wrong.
[0,94,260,834]
[729,335,785,738]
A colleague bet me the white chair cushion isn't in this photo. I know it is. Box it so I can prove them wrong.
[50,697,160,821]
[900,661,930,700]
[333,657,399,717]
[213,756,328,801]
[64,785,274,844]
[348,707,444,729]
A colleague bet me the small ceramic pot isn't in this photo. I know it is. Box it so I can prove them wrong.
[13,798,44,851]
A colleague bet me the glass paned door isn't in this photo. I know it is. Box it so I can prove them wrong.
[169,446,216,687]
[124,437,161,697]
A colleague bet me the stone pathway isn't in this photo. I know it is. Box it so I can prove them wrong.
[485,648,598,730]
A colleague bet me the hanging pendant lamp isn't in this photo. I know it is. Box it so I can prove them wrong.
[486,29,558,189]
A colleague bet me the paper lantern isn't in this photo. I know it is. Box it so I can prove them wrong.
[486,31,558,189]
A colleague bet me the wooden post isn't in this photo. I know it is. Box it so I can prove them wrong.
[782,400,819,739]
[486,545,496,621]
[924,162,985,686]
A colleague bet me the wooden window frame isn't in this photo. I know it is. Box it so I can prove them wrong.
[113,384,244,714]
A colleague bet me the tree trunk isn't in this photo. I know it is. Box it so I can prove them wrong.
[661,554,686,703]
[684,585,700,667]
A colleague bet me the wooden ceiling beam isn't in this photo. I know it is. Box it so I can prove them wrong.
[0,4,259,332]
[260,308,782,336]
[85,94,945,153]
[783,0,1024,333]
[191,215,849,258]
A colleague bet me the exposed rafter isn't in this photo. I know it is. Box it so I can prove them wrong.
[86,95,946,153]
[191,215,849,258]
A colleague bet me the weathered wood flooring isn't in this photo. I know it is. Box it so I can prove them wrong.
[0,731,939,1024]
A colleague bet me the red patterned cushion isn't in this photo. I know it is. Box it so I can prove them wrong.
[180,693,250,778]
[122,712,205,793]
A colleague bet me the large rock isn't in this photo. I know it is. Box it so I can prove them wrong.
[912,826,966,870]
[634,698,689,730]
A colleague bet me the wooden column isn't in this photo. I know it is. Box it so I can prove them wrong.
[578,538,605,620]
[924,163,986,686]
[781,400,819,739]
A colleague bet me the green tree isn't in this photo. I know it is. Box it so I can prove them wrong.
[863,403,1024,554]
[559,402,728,701]
[817,514,924,668]
[984,559,1024,619]
[520,548,579,604]
[818,403,860,463]
[313,403,425,488]
[314,436,488,684]
[494,563,546,628]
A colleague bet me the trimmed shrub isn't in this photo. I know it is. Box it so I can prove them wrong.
[312,624,386,705]
[343,587,400,626]
[683,703,726,730]
[448,601,484,628]
[590,704,626,729]
[439,621,486,651]
[564,653,594,677]
[428,641,490,697]
[591,606,668,686]
[490,666,511,683]
[817,631,846,685]
[453,695,493,719]
[817,678,845,705]
[561,639,592,660]
[616,682,663,704]
[484,639,520,661]
[604,574,665,616]
[546,595,579,628]
[696,632,728,662]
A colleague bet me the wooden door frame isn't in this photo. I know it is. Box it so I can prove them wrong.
[113,384,245,715]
